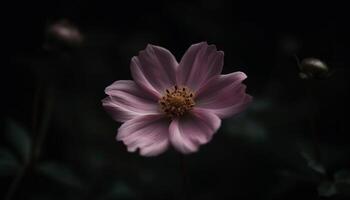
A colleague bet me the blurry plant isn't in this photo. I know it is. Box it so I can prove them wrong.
[299,142,326,175]
[318,180,337,197]
[0,148,20,177]
[43,19,84,51]
[296,57,330,80]
[36,161,83,189]
[99,181,136,200]
[1,118,85,199]
[277,56,350,198]
[2,119,32,200]
[224,98,270,143]
[4,119,31,166]
[271,142,350,198]
[333,170,350,196]
[264,54,350,199]
[3,18,85,198]
[1,18,91,200]
[316,169,350,198]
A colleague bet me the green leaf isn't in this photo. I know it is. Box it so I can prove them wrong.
[335,170,350,183]
[36,162,83,189]
[318,181,337,197]
[225,117,267,142]
[334,170,350,196]
[299,144,326,175]
[102,181,135,200]
[5,119,32,163]
[0,148,20,176]
[306,159,326,175]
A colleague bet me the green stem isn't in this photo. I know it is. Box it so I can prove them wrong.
[180,155,188,200]
[5,82,54,200]
[4,166,28,200]
[306,83,322,163]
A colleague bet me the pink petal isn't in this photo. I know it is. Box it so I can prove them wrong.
[203,94,252,118]
[169,108,221,154]
[102,80,160,122]
[130,44,178,98]
[117,115,170,157]
[195,72,252,118]
[177,42,224,92]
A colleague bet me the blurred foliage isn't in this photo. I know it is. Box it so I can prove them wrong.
[317,169,350,198]
[318,181,337,197]
[99,181,136,200]
[4,119,32,164]
[0,148,20,177]
[299,142,326,175]
[36,161,83,189]
[224,98,271,143]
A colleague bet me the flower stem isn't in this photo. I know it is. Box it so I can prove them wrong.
[180,155,188,200]
[304,82,331,180]
[306,83,322,163]
[4,166,28,200]
[5,82,54,200]
[32,87,54,160]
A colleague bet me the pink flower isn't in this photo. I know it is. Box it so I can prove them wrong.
[102,42,252,156]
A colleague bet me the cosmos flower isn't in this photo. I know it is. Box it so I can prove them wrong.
[102,42,252,156]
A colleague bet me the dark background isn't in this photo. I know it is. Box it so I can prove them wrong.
[2,1,350,199]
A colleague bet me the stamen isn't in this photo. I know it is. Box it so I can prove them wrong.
[159,86,195,118]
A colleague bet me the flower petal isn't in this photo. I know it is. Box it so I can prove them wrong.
[177,42,224,92]
[195,72,252,118]
[117,115,170,157]
[169,108,221,154]
[102,80,160,122]
[206,94,252,118]
[130,44,178,98]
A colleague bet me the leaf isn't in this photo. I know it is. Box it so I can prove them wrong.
[306,159,326,175]
[299,144,326,175]
[334,170,350,196]
[37,88,55,144]
[249,98,273,112]
[5,119,32,163]
[36,162,83,189]
[335,170,350,183]
[318,181,337,197]
[102,181,135,200]
[225,117,267,142]
[0,148,20,176]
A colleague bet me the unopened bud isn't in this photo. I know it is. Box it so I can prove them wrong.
[299,58,329,79]
[44,19,83,50]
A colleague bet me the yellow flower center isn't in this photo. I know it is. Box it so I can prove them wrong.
[159,85,195,118]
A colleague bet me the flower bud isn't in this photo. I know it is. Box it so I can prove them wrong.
[299,58,329,79]
[44,19,83,51]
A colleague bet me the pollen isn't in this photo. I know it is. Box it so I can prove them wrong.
[159,85,195,118]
